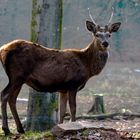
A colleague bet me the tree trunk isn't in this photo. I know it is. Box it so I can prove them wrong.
[25,0,63,131]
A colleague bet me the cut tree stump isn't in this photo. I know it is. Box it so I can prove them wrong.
[88,94,105,114]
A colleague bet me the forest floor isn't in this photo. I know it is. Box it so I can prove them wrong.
[56,120,140,140]
[0,117,140,139]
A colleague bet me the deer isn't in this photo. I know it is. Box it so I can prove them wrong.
[0,9,121,135]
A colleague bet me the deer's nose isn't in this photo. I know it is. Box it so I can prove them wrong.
[102,41,109,48]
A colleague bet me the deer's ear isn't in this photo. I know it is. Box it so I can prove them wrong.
[86,20,96,33]
[109,22,121,32]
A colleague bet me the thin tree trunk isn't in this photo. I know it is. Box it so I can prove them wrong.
[26,0,63,131]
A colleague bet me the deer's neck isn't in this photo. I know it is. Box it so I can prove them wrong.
[82,39,108,77]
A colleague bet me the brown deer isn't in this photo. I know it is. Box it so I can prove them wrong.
[0,10,121,135]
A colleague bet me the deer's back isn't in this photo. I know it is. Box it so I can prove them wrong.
[0,40,88,92]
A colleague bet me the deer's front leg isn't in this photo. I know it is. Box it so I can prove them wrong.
[68,90,77,122]
[59,92,68,123]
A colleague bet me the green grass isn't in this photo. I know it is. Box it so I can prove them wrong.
[0,130,54,140]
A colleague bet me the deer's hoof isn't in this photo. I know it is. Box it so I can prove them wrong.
[18,128,25,134]
[2,127,11,136]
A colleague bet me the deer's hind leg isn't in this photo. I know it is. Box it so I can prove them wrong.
[1,83,12,135]
[8,83,24,134]
[1,77,24,135]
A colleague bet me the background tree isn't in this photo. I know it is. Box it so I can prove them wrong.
[26,0,63,131]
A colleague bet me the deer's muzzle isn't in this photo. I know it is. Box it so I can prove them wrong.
[102,41,109,48]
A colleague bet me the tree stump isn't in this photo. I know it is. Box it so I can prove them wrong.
[88,94,105,114]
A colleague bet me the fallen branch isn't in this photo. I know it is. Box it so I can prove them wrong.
[65,112,140,120]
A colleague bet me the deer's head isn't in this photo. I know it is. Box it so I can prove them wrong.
[86,8,121,51]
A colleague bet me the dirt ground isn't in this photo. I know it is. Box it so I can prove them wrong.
[54,119,140,139]
[60,127,140,140]
[1,118,140,139]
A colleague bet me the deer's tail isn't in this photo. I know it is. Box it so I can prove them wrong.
[0,46,6,65]
[0,47,2,62]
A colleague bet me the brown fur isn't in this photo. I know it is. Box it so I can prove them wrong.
[0,39,108,134]
[0,39,108,92]
[0,21,121,135]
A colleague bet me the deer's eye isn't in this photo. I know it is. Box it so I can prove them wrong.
[106,33,111,37]
[108,34,111,37]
